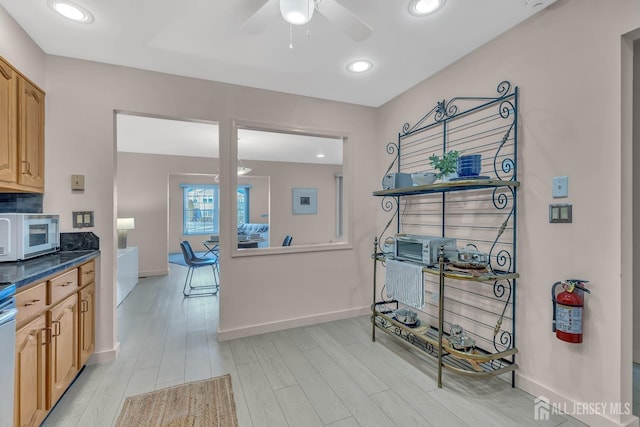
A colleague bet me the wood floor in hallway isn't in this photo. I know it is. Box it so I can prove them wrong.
[42,264,585,426]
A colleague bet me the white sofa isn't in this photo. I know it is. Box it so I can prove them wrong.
[237,223,269,248]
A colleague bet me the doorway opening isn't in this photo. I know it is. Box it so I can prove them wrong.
[115,112,220,301]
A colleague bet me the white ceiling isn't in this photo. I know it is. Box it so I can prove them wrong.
[0,0,555,107]
[116,113,343,164]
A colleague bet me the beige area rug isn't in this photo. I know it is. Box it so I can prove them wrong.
[115,374,239,427]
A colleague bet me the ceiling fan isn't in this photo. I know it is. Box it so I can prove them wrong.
[242,0,372,42]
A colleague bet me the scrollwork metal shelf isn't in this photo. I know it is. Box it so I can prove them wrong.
[371,81,519,389]
[373,309,518,376]
[421,266,519,283]
[372,179,519,197]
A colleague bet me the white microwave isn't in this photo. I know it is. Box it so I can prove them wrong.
[0,213,60,262]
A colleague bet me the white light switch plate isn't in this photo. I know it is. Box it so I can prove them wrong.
[552,176,568,198]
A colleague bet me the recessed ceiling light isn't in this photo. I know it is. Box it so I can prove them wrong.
[408,0,446,17]
[48,0,94,23]
[316,154,325,158]
[346,60,373,73]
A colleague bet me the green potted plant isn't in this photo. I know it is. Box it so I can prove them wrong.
[429,150,460,181]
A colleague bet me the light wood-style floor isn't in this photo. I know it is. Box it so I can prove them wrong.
[42,264,585,427]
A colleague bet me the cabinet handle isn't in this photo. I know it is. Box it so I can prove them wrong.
[81,300,88,313]
[42,327,51,345]
[21,160,32,176]
[23,299,40,306]
[60,281,74,287]
[52,320,61,337]
[84,270,94,275]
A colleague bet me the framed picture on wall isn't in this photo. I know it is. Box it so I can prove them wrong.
[292,188,317,215]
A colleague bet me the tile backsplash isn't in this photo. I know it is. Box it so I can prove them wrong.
[60,232,100,251]
[0,193,43,213]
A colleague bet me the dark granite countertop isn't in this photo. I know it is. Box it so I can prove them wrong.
[0,250,100,290]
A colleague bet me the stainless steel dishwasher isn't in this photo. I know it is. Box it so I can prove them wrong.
[0,284,17,427]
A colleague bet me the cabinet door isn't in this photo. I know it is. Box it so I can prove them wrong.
[0,57,17,184]
[49,293,78,406]
[15,314,47,427]
[78,283,95,367]
[17,77,44,190]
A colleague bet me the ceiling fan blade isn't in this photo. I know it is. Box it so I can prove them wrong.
[316,0,372,42]
[241,0,280,34]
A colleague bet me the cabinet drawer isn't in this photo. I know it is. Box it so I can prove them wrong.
[48,269,78,305]
[79,260,95,287]
[16,282,46,327]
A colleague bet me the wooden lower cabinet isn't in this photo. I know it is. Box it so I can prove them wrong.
[14,259,97,427]
[14,315,47,427]
[78,283,95,367]
[48,293,78,406]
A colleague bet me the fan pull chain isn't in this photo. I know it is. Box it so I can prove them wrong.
[289,24,293,49]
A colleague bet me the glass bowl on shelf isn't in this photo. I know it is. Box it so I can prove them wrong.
[411,171,438,186]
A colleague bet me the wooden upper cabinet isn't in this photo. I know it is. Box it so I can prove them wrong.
[0,56,45,193]
[17,78,44,190]
[0,57,17,184]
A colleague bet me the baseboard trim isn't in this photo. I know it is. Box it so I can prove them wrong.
[517,373,639,427]
[138,269,168,278]
[217,306,371,341]
[87,342,120,365]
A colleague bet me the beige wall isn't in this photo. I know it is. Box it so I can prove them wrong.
[240,175,269,224]
[245,159,343,246]
[1,43,378,361]
[117,152,218,276]
[0,8,45,87]
[376,1,638,426]
[3,2,640,425]
[118,151,342,275]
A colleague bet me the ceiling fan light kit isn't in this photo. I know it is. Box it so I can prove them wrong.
[408,0,445,17]
[237,157,252,175]
[280,0,315,25]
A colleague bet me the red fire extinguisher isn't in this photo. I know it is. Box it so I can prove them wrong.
[551,279,590,343]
